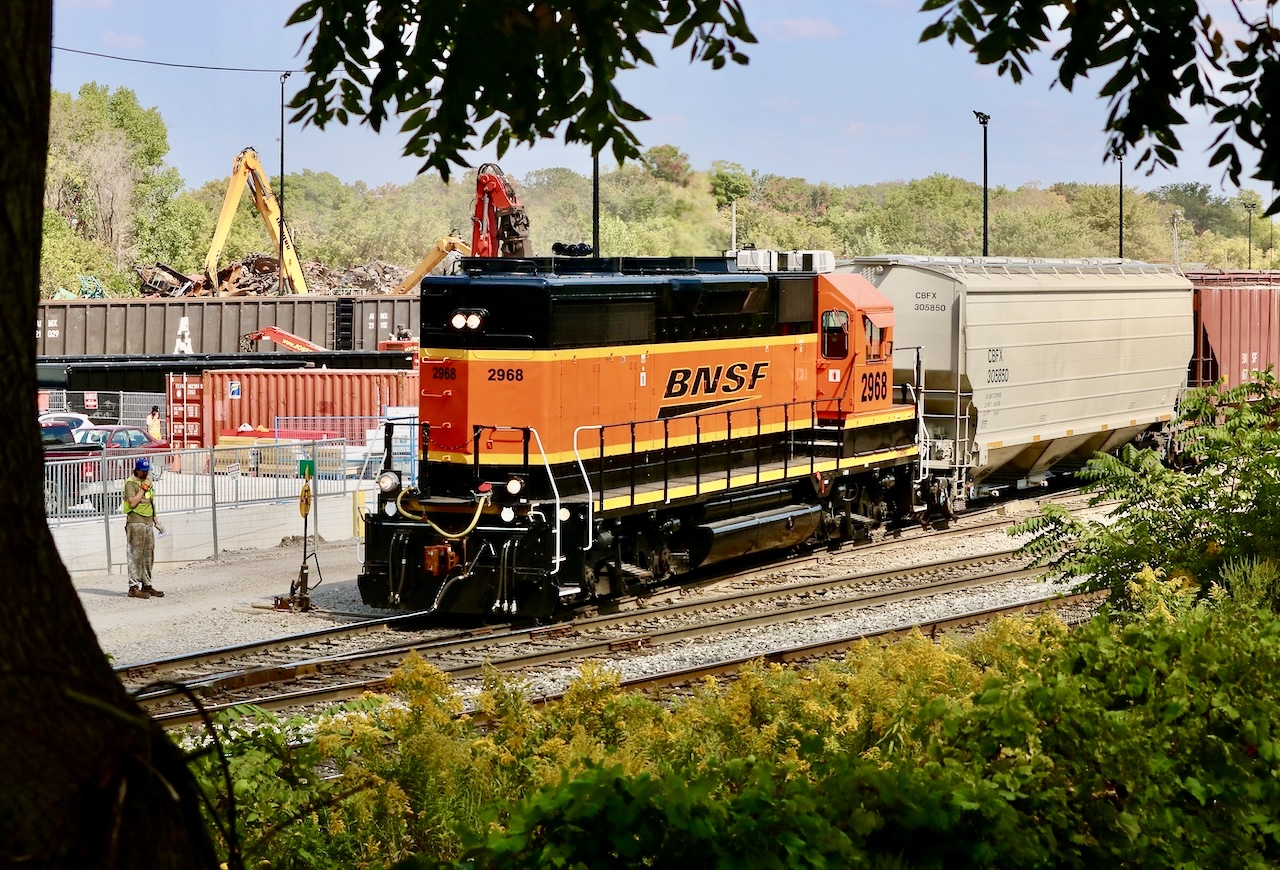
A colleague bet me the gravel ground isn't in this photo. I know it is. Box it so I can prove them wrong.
[73,538,390,667]
[74,517,1080,680]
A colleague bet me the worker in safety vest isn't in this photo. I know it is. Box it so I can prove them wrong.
[122,457,165,599]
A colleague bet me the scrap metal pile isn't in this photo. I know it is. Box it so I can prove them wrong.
[139,255,413,297]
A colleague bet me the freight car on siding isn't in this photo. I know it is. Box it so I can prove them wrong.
[358,254,920,618]
[1183,270,1280,390]
[36,295,419,356]
[851,255,1194,502]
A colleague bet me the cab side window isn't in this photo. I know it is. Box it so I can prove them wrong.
[865,318,884,360]
[821,310,849,359]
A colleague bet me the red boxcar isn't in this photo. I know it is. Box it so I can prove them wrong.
[1185,271,1280,389]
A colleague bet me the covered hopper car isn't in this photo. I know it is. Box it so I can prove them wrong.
[850,256,1194,500]
[357,253,920,617]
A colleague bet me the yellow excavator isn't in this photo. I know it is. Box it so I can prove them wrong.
[205,147,308,295]
[392,233,471,294]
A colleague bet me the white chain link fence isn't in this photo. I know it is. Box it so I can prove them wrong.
[46,438,386,575]
[42,389,167,427]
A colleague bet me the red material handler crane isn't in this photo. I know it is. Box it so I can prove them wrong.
[471,163,531,258]
[240,327,326,353]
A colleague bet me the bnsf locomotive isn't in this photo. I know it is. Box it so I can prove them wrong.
[356,253,920,617]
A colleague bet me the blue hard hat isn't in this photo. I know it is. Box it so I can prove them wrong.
[135,457,151,472]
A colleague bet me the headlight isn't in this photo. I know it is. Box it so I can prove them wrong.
[505,476,524,496]
[450,312,467,330]
[465,312,482,330]
[376,470,402,493]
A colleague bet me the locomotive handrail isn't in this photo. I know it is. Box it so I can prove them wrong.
[470,424,564,576]
[571,397,849,514]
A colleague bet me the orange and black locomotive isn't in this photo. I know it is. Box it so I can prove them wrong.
[357,253,919,618]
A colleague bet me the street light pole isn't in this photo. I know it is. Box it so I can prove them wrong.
[279,70,291,296]
[1246,202,1257,269]
[974,111,990,257]
[1113,145,1124,258]
[592,151,600,257]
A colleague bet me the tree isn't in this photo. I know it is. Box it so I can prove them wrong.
[641,144,693,187]
[1,3,219,866]
[1013,372,1280,612]
[287,0,755,178]
[922,0,1280,211]
[708,160,751,210]
[1151,181,1237,236]
[8,0,756,863]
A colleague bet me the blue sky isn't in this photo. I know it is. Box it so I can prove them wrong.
[52,0,1263,198]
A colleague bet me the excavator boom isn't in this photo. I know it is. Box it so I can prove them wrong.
[393,234,472,294]
[205,147,308,295]
[240,326,325,353]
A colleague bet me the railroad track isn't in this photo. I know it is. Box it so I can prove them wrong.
[124,488,1104,727]
[140,548,1065,727]
[475,588,1106,722]
[119,486,1077,687]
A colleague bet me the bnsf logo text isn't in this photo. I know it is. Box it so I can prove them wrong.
[664,362,768,399]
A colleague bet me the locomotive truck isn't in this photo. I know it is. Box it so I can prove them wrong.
[357,252,921,617]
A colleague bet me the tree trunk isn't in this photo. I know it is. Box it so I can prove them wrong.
[0,3,218,866]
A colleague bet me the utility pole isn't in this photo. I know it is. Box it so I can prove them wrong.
[1246,202,1257,269]
[592,151,600,256]
[279,70,291,296]
[1172,209,1182,269]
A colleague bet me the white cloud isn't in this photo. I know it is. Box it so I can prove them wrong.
[102,29,144,50]
[770,17,840,41]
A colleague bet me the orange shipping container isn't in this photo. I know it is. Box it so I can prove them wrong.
[201,368,419,447]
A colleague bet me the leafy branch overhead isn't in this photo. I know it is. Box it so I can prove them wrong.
[286,0,754,179]
[921,0,1280,213]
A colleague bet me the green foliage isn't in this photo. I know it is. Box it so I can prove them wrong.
[925,605,1280,866]
[199,598,1280,868]
[186,702,384,867]
[287,0,755,178]
[39,211,121,298]
[641,144,693,187]
[132,170,212,273]
[1012,370,1280,611]
[709,159,751,207]
[1151,181,1238,236]
[920,1,1280,211]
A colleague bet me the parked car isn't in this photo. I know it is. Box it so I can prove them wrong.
[41,420,108,515]
[74,425,170,513]
[39,411,95,431]
[74,424,169,451]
